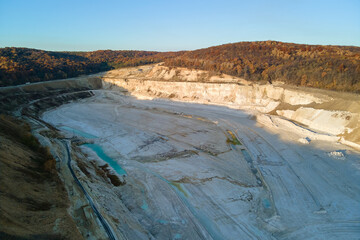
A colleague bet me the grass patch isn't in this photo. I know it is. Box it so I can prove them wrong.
[226,130,242,145]
[170,182,188,197]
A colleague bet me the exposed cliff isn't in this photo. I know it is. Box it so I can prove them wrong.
[1,63,358,146]
[101,64,360,147]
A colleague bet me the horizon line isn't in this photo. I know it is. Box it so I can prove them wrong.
[1,40,360,53]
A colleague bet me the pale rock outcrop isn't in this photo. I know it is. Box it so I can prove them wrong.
[101,64,360,147]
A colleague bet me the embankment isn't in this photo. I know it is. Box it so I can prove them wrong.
[0,115,83,240]
[0,75,102,114]
[0,75,106,239]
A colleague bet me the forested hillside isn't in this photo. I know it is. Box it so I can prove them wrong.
[0,48,173,86]
[165,41,360,92]
[1,41,360,92]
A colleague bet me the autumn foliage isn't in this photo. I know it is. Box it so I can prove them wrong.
[0,48,173,86]
[165,41,360,92]
[1,41,360,92]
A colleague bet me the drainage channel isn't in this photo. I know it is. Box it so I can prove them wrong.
[63,140,117,240]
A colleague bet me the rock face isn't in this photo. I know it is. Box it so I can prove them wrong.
[101,64,360,147]
[2,64,358,147]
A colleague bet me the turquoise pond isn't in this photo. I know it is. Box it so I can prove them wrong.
[262,198,271,209]
[59,126,97,139]
[84,143,127,176]
[59,126,126,176]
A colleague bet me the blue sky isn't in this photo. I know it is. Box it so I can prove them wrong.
[0,0,359,51]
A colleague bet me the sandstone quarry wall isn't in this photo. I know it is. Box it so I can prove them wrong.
[1,64,358,147]
[101,65,360,147]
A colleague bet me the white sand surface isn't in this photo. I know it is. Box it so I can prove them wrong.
[42,90,360,240]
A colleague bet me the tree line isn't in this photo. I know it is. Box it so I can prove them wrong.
[0,48,174,86]
[164,41,360,92]
[1,41,359,92]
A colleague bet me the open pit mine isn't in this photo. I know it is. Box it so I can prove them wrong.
[1,64,360,240]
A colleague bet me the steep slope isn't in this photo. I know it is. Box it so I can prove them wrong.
[0,115,83,240]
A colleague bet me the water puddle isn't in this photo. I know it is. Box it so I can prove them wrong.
[141,200,149,210]
[84,143,127,176]
[140,188,149,211]
[60,126,126,176]
[173,233,182,239]
[241,149,252,163]
[262,198,271,209]
[241,149,262,186]
[158,219,168,225]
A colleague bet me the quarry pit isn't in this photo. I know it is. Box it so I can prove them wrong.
[2,64,360,240]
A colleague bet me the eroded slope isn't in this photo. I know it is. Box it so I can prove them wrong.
[0,115,83,240]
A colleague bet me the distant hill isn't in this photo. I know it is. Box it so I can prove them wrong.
[1,41,360,92]
[0,48,174,86]
[165,41,360,92]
